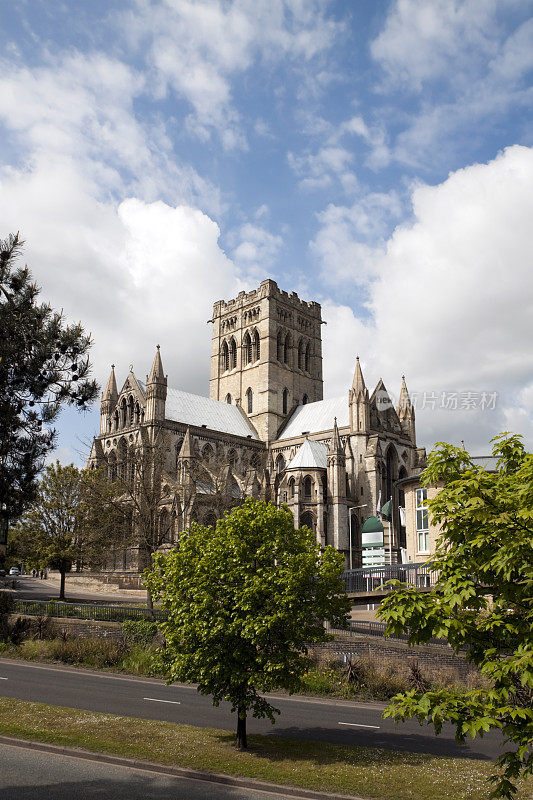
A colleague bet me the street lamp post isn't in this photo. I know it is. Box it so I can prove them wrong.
[348,504,367,570]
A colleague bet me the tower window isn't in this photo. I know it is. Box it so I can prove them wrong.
[298,339,304,370]
[246,387,253,414]
[284,332,291,364]
[221,340,229,372]
[305,342,310,372]
[253,329,260,361]
[243,331,252,366]
[229,338,237,370]
[282,387,288,415]
[302,394,308,405]
[226,393,232,404]
[277,329,284,362]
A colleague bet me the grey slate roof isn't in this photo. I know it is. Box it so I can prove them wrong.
[280,396,348,439]
[165,388,259,439]
[287,438,328,470]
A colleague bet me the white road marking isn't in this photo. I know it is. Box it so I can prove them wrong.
[0,677,7,680]
[338,721,380,729]
[143,697,181,705]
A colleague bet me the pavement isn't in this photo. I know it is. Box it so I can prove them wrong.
[0,737,360,800]
[0,658,500,761]
[2,574,148,605]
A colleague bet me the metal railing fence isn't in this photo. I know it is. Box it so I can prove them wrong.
[12,599,167,623]
[342,562,438,594]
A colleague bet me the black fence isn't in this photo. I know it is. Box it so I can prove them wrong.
[342,562,438,594]
[12,599,167,623]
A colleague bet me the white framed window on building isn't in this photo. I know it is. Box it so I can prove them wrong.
[415,488,429,553]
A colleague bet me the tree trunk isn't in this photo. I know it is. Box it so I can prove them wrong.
[236,707,247,750]
[59,568,66,601]
[146,587,155,620]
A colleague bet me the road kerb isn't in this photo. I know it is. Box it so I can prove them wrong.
[0,734,369,800]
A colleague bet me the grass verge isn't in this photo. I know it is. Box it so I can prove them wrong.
[0,698,531,800]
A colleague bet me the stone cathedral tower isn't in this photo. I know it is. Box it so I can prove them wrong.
[209,279,323,441]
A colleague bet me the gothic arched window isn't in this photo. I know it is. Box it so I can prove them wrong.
[304,475,313,498]
[298,339,304,370]
[114,410,119,431]
[221,340,229,372]
[277,329,284,362]
[305,342,310,372]
[276,453,285,474]
[284,333,291,364]
[228,449,238,468]
[302,394,308,405]
[229,338,237,369]
[243,331,252,366]
[120,397,127,428]
[288,477,295,498]
[202,443,214,463]
[135,403,140,424]
[253,328,260,361]
[282,387,288,415]
[225,393,232,404]
[128,396,134,424]
[300,510,315,532]
[246,387,253,414]
[250,452,260,470]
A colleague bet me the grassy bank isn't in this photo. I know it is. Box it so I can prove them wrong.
[0,698,530,800]
[0,636,485,701]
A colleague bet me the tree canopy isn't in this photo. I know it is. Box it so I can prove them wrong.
[145,497,350,748]
[0,233,98,550]
[378,433,533,799]
[13,461,118,599]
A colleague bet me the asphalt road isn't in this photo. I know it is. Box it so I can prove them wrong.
[0,740,310,800]
[0,659,500,761]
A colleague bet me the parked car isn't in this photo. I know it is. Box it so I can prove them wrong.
[9,566,20,576]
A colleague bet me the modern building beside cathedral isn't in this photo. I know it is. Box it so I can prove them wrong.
[88,279,428,573]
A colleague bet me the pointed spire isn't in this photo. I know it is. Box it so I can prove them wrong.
[103,364,118,402]
[178,427,194,460]
[398,375,413,418]
[352,356,366,395]
[148,344,165,384]
[329,417,343,453]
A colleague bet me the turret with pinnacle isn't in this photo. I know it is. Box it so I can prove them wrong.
[349,356,370,433]
[145,345,167,423]
[100,364,118,434]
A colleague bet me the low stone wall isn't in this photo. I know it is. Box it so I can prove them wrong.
[13,615,125,641]
[311,633,475,681]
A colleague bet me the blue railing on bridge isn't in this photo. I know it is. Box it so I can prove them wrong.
[342,562,438,594]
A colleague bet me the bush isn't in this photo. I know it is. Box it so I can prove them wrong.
[0,592,31,645]
[122,619,158,647]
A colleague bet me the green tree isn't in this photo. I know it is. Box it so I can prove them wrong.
[145,497,350,749]
[15,461,118,599]
[378,433,533,799]
[0,233,98,554]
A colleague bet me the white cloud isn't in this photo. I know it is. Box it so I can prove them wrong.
[371,0,501,91]
[370,1,533,168]
[121,0,341,148]
[230,222,283,283]
[320,145,533,452]
[311,191,403,284]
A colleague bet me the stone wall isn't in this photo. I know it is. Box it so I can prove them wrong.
[311,633,475,681]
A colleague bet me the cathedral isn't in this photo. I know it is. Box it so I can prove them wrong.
[89,279,426,571]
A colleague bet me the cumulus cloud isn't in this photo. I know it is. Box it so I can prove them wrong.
[320,145,533,451]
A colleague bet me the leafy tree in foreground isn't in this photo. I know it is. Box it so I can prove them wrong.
[14,462,118,599]
[0,233,98,553]
[378,433,533,799]
[145,497,350,749]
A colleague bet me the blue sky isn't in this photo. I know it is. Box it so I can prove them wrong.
[1,0,532,461]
